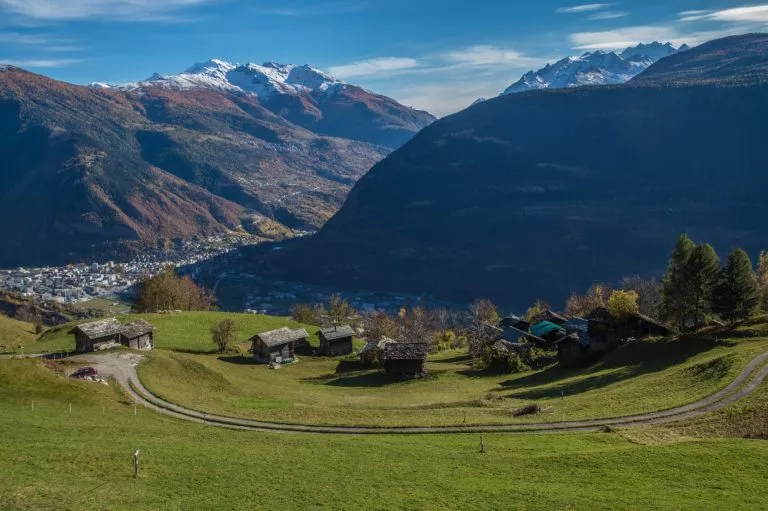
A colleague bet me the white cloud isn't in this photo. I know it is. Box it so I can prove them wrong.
[556,3,615,14]
[440,45,543,67]
[0,58,82,67]
[570,26,679,49]
[680,4,768,22]
[328,57,420,78]
[0,0,212,21]
[588,11,628,20]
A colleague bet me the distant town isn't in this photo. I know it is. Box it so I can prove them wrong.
[0,235,259,305]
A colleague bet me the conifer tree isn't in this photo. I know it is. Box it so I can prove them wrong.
[712,249,759,325]
[757,251,768,312]
[660,234,695,327]
[685,243,720,330]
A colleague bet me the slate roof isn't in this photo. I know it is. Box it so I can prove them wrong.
[360,338,393,355]
[121,319,155,339]
[319,325,355,341]
[74,318,124,340]
[563,317,589,335]
[253,327,309,348]
[383,341,429,361]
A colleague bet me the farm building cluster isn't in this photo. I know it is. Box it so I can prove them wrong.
[71,318,155,353]
[494,308,670,368]
[252,325,429,376]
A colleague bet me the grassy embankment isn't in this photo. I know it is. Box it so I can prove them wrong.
[137,315,768,426]
[0,314,36,351]
[1,358,767,511]
[17,311,768,427]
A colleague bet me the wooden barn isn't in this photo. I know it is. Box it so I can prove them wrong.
[383,342,429,376]
[587,308,670,344]
[120,320,155,351]
[251,327,309,364]
[71,318,155,353]
[72,318,125,353]
[318,325,355,356]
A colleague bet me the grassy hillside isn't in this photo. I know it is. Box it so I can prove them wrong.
[136,316,768,426]
[0,314,36,351]
[33,311,321,354]
[1,358,767,510]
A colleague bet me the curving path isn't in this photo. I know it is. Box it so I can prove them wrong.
[73,351,768,435]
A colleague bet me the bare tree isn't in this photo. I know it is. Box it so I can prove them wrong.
[325,294,358,329]
[363,311,398,342]
[467,299,500,358]
[620,275,662,317]
[211,319,236,353]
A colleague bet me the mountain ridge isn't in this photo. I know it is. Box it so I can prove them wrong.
[502,41,686,95]
[93,59,436,149]
[0,63,433,267]
[257,34,768,310]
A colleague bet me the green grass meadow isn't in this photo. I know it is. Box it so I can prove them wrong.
[3,312,768,509]
[2,359,768,511]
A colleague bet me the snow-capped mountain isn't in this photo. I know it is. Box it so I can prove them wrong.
[99,59,345,99]
[502,42,688,95]
[93,58,435,149]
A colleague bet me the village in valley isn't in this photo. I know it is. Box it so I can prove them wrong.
[0,235,257,306]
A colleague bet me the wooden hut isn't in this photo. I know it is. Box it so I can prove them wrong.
[120,320,154,351]
[587,307,670,343]
[72,318,124,353]
[383,342,429,376]
[318,325,355,356]
[71,318,156,353]
[251,327,309,364]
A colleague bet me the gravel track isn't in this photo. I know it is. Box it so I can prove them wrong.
[71,351,768,435]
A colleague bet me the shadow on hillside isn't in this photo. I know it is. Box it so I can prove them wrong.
[218,355,259,365]
[431,354,472,365]
[171,347,219,355]
[504,370,632,401]
[494,334,737,396]
[301,370,407,388]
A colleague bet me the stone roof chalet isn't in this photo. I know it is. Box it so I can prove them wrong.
[121,319,155,339]
[71,318,154,340]
[383,341,430,361]
[319,325,355,341]
[72,318,124,340]
[253,327,310,348]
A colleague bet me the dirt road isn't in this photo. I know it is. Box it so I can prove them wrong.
[72,351,768,435]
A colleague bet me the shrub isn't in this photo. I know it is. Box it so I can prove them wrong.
[211,319,236,353]
[134,267,216,313]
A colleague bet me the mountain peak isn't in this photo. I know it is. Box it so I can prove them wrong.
[184,59,237,74]
[502,41,683,95]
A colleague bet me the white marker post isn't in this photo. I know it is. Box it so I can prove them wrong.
[133,449,140,480]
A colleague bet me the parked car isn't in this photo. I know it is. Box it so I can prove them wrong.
[70,367,98,379]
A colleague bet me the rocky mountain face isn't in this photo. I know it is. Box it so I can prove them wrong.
[96,59,436,149]
[0,64,434,267]
[503,42,687,94]
[260,34,768,311]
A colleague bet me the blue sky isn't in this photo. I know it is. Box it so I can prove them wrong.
[1,1,767,115]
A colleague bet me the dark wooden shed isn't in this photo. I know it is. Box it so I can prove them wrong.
[251,327,309,364]
[383,342,429,376]
[588,307,670,343]
[72,318,124,353]
[71,318,156,353]
[120,320,154,351]
[318,325,355,356]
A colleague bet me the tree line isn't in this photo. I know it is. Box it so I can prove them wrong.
[660,234,766,328]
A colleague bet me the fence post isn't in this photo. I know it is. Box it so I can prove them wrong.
[133,449,140,480]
